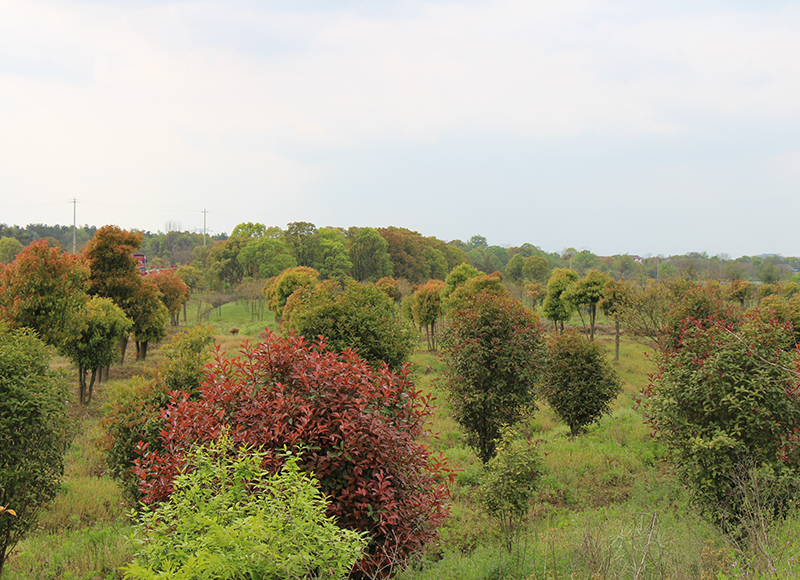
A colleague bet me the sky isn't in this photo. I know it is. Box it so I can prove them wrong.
[2,0,800,258]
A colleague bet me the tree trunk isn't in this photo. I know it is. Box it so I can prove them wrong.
[85,368,97,405]
[589,305,596,341]
[119,335,129,365]
[138,341,149,361]
[614,319,620,362]
[78,367,87,405]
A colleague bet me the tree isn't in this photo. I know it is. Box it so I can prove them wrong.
[564,269,611,341]
[132,331,454,578]
[504,253,525,284]
[283,221,319,267]
[61,297,132,405]
[0,237,23,264]
[83,225,143,304]
[542,268,578,332]
[616,279,677,348]
[206,236,248,288]
[522,255,550,283]
[83,225,145,361]
[409,280,445,351]
[349,227,393,282]
[443,271,510,316]
[0,325,72,575]
[375,276,401,303]
[441,262,481,308]
[0,240,89,350]
[645,313,800,532]
[263,266,320,320]
[599,278,632,362]
[440,292,545,464]
[150,270,190,326]
[129,278,169,361]
[237,237,296,279]
[313,227,352,279]
[540,331,621,437]
[230,221,269,238]
[282,279,416,370]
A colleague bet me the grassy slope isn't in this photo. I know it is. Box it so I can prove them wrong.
[6,302,800,579]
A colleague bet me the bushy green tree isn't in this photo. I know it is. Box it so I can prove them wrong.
[349,227,393,282]
[282,279,416,370]
[237,237,296,279]
[440,292,545,464]
[0,325,72,575]
[313,227,352,280]
[123,436,367,580]
[645,313,800,531]
[542,268,578,332]
[540,331,621,437]
[264,266,320,320]
[443,272,510,316]
[129,279,169,361]
[61,297,132,405]
[408,280,445,351]
[564,269,610,340]
[0,237,23,264]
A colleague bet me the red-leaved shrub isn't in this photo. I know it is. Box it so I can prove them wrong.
[133,330,454,578]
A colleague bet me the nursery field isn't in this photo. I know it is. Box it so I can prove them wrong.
[4,298,799,580]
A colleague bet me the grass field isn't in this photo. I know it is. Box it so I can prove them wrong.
[4,299,799,579]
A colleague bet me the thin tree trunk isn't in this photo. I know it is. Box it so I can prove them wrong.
[78,367,87,405]
[119,335,129,365]
[614,319,620,362]
[85,368,97,405]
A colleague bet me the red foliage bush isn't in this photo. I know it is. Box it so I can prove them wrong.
[133,330,454,577]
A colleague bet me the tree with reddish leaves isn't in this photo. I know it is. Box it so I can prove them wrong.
[0,240,89,349]
[133,331,454,578]
[83,226,145,362]
[150,270,190,326]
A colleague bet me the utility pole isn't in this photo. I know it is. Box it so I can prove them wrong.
[202,208,208,247]
[72,198,77,254]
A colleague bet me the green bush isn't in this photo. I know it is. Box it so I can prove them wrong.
[282,279,417,370]
[479,427,542,548]
[123,435,367,580]
[0,325,73,574]
[540,331,621,437]
[646,313,800,532]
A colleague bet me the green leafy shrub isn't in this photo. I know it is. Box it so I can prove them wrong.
[645,313,800,532]
[440,291,545,464]
[540,330,621,437]
[0,325,73,574]
[479,427,542,549]
[282,279,417,370]
[124,435,367,580]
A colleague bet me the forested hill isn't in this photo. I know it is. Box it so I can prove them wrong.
[0,221,798,286]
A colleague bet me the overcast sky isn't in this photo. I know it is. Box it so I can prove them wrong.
[2,0,799,258]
